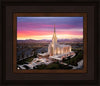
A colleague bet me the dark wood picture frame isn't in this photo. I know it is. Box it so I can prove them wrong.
[1,0,99,86]
[13,13,87,73]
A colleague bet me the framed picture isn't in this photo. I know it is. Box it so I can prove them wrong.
[13,13,87,73]
[1,1,99,85]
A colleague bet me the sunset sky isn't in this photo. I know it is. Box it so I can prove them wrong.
[17,17,83,40]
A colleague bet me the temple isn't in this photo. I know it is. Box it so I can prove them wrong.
[48,24,71,56]
[38,24,72,60]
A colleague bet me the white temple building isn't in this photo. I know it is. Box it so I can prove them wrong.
[38,24,73,61]
[48,24,71,56]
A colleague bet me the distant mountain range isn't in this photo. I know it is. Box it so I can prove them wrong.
[17,38,83,43]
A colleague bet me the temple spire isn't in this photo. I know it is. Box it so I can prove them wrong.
[54,24,56,33]
[52,24,57,44]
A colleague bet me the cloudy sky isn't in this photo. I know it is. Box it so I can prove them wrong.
[17,17,83,40]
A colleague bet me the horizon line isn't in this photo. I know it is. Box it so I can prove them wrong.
[17,38,83,41]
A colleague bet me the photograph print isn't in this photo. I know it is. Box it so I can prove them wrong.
[16,16,85,71]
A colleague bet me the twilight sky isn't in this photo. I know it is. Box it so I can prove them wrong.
[17,17,83,40]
